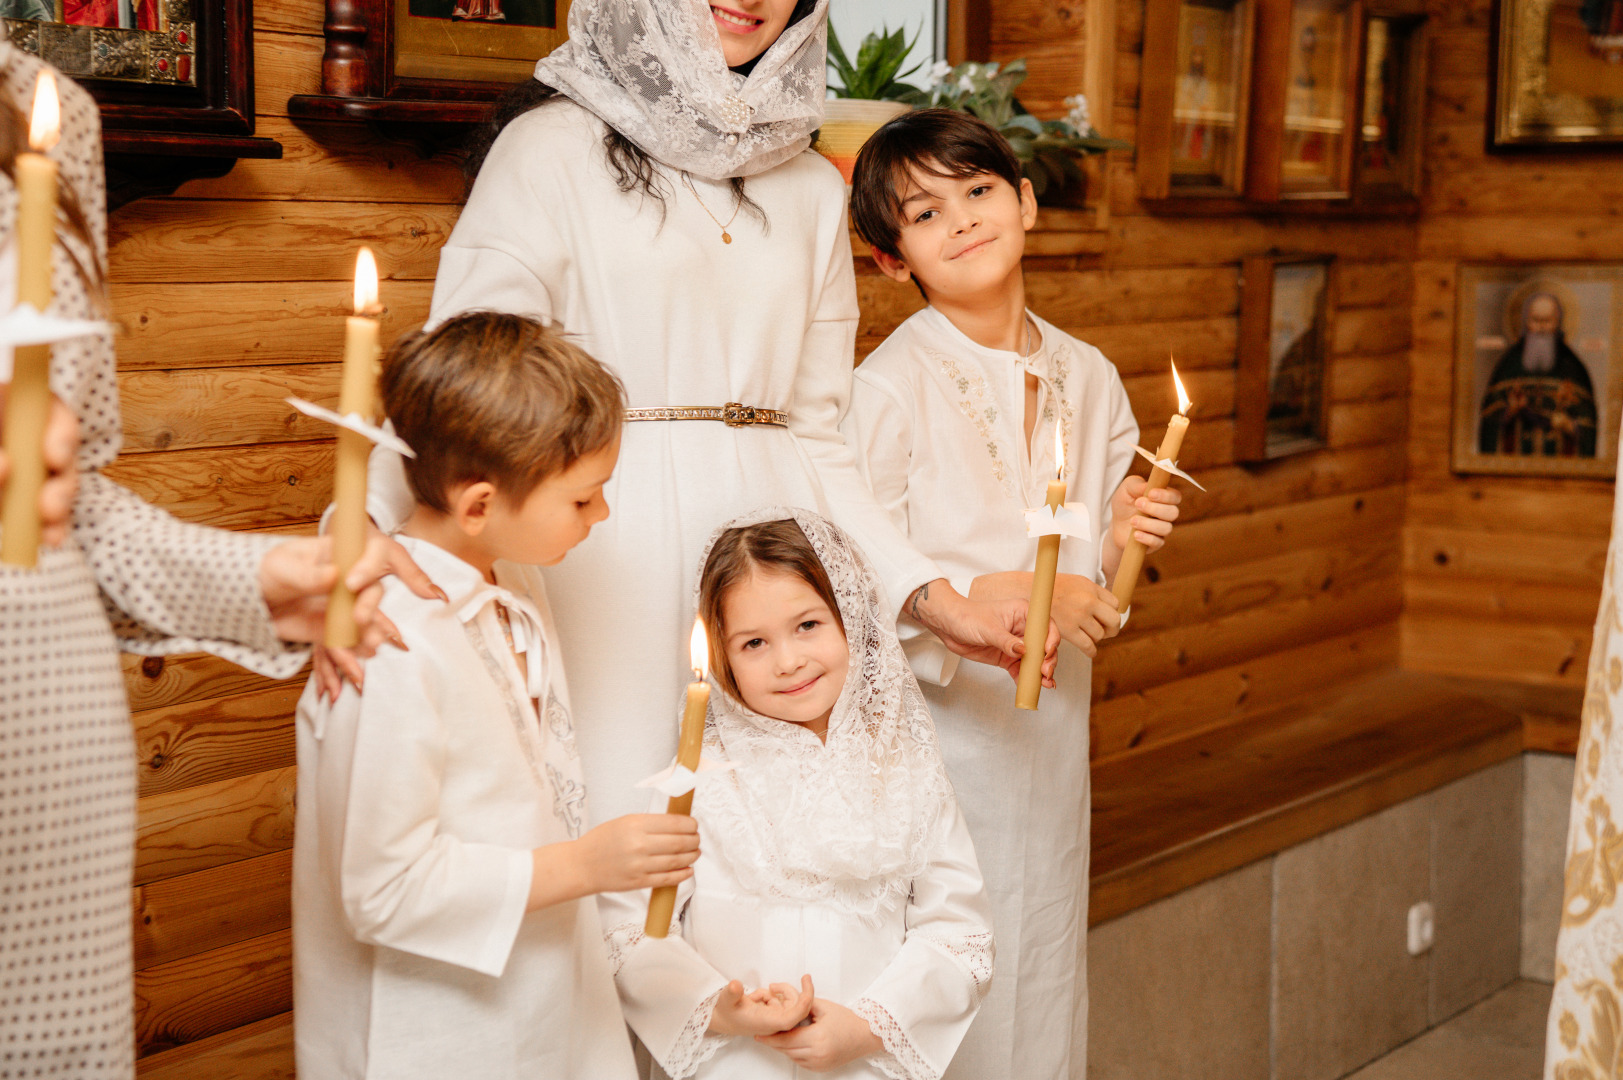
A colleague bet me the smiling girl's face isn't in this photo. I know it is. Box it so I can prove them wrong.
[720,567,849,739]
[710,0,799,68]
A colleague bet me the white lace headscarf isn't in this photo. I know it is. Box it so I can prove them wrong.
[691,507,957,919]
[533,0,829,179]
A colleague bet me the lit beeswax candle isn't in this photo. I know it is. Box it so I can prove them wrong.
[324,248,382,647]
[1112,360,1192,612]
[646,618,711,938]
[1,73,61,568]
[1016,426,1068,711]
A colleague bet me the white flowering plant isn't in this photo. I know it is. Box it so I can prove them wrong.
[908,60,1131,201]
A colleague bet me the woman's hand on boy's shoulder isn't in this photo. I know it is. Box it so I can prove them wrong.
[710,975,814,1038]
[754,995,884,1071]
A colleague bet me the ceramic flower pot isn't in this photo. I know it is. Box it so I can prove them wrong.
[813,99,912,183]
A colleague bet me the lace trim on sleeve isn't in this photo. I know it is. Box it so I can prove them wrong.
[603,921,644,979]
[918,930,995,998]
[664,985,729,1079]
[852,997,938,1080]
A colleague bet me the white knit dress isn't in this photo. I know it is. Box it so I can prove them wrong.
[0,47,305,1080]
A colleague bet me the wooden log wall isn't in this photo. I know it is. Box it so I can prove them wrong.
[110,0,1587,1068]
[1400,0,1622,687]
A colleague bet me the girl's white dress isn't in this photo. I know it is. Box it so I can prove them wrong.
[292,537,637,1080]
[601,509,994,1080]
[843,307,1139,1080]
[367,99,940,826]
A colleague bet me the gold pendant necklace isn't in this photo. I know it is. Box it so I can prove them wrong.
[683,174,741,244]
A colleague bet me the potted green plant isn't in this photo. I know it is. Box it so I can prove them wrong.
[815,24,923,182]
[909,60,1132,205]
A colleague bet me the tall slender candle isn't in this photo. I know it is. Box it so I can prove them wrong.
[1,73,61,568]
[646,618,711,938]
[1112,361,1193,612]
[1016,426,1068,711]
[324,248,381,647]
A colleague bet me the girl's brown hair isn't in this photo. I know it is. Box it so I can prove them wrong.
[698,519,846,703]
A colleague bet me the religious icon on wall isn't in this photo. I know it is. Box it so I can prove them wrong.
[1236,254,1334,461]
[393,0,567,84]
[3,0,193,83]
[1452,265,1623,477]
[1280,0,1357,194]
[1355,13,1426,197]
[1170,0,1254,194]
[1493,0,1623,148]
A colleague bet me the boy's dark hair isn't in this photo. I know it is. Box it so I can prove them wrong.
[698,519,845,704]
[849,108,1024,261]
[380,311,625,513]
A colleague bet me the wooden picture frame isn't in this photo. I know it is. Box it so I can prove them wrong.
[289,0,569,123]
[1236,254,1335,461]
[1353,8,1427,200]
[1139,0,1258,199]
[1452,264,1623,478]
[3,0,276,147]
[1490,0,1623,150]
[1247,0,1363,201]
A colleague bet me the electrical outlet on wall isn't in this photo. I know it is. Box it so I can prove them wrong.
[1407,901,1435,956]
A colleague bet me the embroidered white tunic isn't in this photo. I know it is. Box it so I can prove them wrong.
[842,307,1139,1080]
[292,537,635,1080]
[366,98,941,826]
[604,800,991,1080]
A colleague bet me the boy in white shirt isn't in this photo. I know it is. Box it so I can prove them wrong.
[292,312,700,1080]
[842,110,1183,1080]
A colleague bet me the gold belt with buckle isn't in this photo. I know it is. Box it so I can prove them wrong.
[623,403,789,428]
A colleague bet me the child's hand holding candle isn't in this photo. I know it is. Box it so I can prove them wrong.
[645,617,711,938]
[1106,361,1191,610]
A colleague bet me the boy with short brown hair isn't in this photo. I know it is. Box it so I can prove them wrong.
[293,311,698,1080]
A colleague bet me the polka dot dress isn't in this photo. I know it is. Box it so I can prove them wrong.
[1,45,308,1079]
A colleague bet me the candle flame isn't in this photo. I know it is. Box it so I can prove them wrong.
[353,247,379,314]
[1171,358,1191,416]
[1053,424,1065,481]
[689,617,709,679]
[29,72,59,152]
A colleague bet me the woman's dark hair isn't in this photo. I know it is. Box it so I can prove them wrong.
[463,79,762,226]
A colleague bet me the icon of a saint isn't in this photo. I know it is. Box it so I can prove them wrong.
[1478,292,1598,458]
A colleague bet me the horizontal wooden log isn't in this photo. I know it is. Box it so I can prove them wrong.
[1418,215,1623,261]
[110,281,434,371]
[1105,216,1416,269]
[1127,540,1400,636]
[104,442,334,530]
[1336,262,1411,309]
[1405,524,1606,589]
[119,365,340,453]
[1176,442,1408,525]
[1122,366,1235,425]
[1079,316,1238,375]
[1332,305,1410,357]
[122,652,305,714]
[1146,485,1404,579]
[1330,396,1407,448]
[1406,478,1614,537]
[133,685,300,798]
[1405,572,1602,627]
[172,117,466,206]
[256,0,322,35]
[136,767,296,886]
[1094,571,1402,698]
[252,31,323,115]
[1401,613,1592,686]
[135,1011,292,1080]
[133,850,292,970]
[1332,353,1408,403]
[135,929,292,1058]
[108,199,456,284]
[990,0,1087,43]
[1092,623,1399,761]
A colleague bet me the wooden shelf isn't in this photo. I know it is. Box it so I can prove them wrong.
[849,205,1110,260]
[1089,669,1524,925]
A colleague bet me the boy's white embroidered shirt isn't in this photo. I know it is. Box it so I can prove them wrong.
[842,307,1139,1080]
[292,537,634,1080]
[602,510,994,1080]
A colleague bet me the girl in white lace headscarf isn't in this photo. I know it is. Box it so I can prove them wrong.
[602,508,994,1080]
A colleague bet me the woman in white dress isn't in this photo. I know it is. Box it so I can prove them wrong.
[606,509,993,1080]
[364,0,1049,823]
